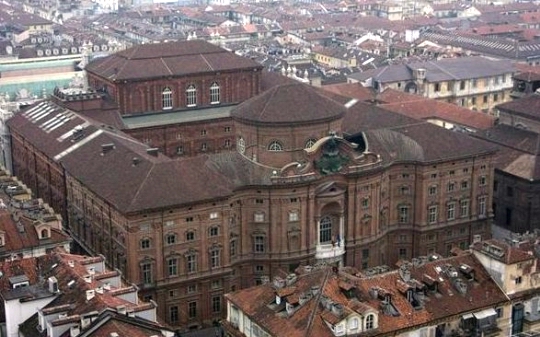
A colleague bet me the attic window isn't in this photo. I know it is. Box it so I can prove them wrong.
[365,314,375,329]
[40,228,50,239]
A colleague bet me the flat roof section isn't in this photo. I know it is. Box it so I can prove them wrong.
[121,105,234,129]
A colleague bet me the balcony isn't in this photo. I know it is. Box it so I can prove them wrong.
[315,243,345,260]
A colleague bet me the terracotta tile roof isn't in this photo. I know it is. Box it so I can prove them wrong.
[226,252,509,337]
[473,124,540,180]
[496,93,540,121]
[471,239,535,265]
[0,248,157,334]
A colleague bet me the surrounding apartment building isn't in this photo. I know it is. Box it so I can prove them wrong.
[223,245,512,337]
[0,249,167,337]
[348,56,515,113]
[224,237,540,337]
[6,40,498,331]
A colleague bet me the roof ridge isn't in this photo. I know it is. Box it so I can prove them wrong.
[303,269,331,337]
[127,163,157,212]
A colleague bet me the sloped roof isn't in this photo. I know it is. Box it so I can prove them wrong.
[231,82,346,125]
[7,101,273,213]
[496,93,540,122]
[226,252,509,337]
[474,124,540,181]
[85,40,262,82]
[350,56,514,83]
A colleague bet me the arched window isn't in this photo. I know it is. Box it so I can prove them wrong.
[268,140,283,152]
[237,137,245,154]
[305,138,317,149]
[162,87,173,109]
[41,229,49,239]
[186,85,197,107]
[210,82,220,104]
[365,314,375,330]
[320,216,332,244]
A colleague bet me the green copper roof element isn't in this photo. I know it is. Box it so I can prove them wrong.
[0,76,74,100]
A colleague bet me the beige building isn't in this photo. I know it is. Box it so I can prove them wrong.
[348,56,515,113]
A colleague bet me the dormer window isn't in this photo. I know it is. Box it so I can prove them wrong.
[365,314,375,330]
[40,228,50,239]
[349,317,359,330]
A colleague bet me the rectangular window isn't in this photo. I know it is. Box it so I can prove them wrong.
[361,198,370,209]
[472,79,477,88]
[428,186,437,196]
[209,227,219,236]
[230,240,237,257]
[170,306,179,323]
[431,173,437,179]
[210,249,220,268]
[483,95,488,103]
[254,213,264,222]
[479,176,487,186]
[187,284,197,294]
[254,236,265,253]
[168,258,178,277]
[479,196,487,217]
[460,81,465,90]
[141,263,152,284]
[289,211,299,222]
[461,180,469,190]
[399,206,409,223]
[460,200,469,218]
[494,93,498,102]
[362,249,369,259]
[447,202,456,221]
[211,279,222,289]
[447,182,455,192]
[212,296,222,313]
[400,186,410,195]
[210,212,219,219]
[224,126,231,133]
[176,146,184,155]
[428,206,437,224]
[187,255,197,273]
[188,301,197,319]
[399,248,407,258]
[434,83,440,92]
[255,198,264,204]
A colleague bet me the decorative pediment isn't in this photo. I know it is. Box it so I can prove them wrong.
[315,181,346,198]
[311,135,353,175]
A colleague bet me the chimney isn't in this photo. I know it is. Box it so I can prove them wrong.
[48,276,59,293]
[86,289,95,301]
[132,157,140,166]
